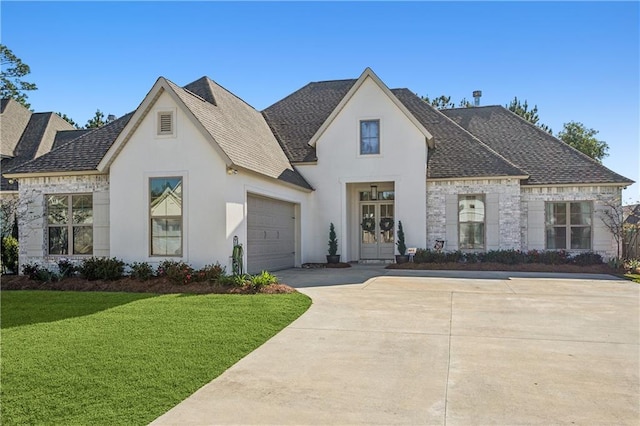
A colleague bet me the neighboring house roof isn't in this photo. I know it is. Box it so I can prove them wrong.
[5,113,133,175]
[442,106,634,185]
[263,79,357,162]
[1,108,75,191]
[1,98,33,158]
[391,89,528,179]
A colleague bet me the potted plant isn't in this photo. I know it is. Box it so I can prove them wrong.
[395,220,409,264]
[327,222,341,264]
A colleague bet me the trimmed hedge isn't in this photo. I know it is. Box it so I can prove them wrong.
[413,249,602,266]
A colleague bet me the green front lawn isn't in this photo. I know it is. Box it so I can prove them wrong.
[1,290,311,425]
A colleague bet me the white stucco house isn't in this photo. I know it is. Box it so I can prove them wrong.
[4,68,633,273]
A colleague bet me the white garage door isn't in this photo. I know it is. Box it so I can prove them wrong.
[247,195,295,274]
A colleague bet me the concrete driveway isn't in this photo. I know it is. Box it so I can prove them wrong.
[152,266,639,425]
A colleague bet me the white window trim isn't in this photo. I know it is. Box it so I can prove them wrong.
[545,201,593,250]
[458,194,486,251]
[357,118,382,157]
[154,108,177,139]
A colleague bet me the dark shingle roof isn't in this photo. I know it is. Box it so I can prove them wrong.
[391,89,527,179]
[262,79,357,163]
[167,78,312,190]
[53,129,92,149]
[8,78,312,191]
[6,113,133,175]
[1,112,76,190]
[261,80,526,179]
[442,106,633,185]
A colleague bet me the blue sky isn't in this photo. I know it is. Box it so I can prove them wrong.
[3,1,638,200]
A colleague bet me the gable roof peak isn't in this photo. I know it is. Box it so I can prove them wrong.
[306,67,434,148]
[182,76,217,106]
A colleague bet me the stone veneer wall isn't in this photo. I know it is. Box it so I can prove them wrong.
[17,174,109,272]
[520,185,620,258]
[426,178,522,251]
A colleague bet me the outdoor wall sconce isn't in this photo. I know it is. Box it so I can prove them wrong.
[370,184,378,200]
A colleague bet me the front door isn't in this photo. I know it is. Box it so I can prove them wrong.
[360,202,395,259]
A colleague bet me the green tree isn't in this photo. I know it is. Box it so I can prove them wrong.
[85,109,106,128]
[421,95,473,109]
[0,44,38,109]
[421,95,455,109]
[57,112,81,129]
[557,121,609,162]
[506,97,552,133]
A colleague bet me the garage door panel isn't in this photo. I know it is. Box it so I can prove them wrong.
[247,195,295,274]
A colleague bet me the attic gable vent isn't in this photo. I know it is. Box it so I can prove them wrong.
[158,112,173,135]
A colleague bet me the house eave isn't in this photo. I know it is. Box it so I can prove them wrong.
[231,165,314,193]
[522,182,633,188]
[3,170,105,180]
[427,175,529,182]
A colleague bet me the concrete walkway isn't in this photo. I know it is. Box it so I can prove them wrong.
[152,266,639,425]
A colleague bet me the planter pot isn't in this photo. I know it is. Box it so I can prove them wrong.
[395,255,410,264]
[326,255,341,264]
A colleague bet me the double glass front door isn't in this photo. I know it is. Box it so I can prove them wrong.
[360,202,394,259]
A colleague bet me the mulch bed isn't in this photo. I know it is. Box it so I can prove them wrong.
[0,275,296,294]
[386,262,618,274]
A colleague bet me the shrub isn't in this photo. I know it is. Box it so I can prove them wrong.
[624,258,640,273]
[443,250,465,263]
[523,249,542,264]
[414,249,443,263]
[157,260,194,285]
[21,263,59,282]
[328,223,338,256]
[79,257,125,281]
[481,250,525,265]
[396,221,407,256]
[57,258,78,278]
[129,262,155,281]
[537,250,570,265]
[608,257,624,270]
[463,252,481,263]
[1,236,19,273]
[219,273,249,287]
[22,263,42,280]
[195,263,225,283]
[571,252,603,266]
[250,271,278,290]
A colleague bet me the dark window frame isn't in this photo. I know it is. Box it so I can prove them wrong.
[46,194,93,256]
[359,119,380,155]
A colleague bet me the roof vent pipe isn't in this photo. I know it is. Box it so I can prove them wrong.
[473,90,482,107]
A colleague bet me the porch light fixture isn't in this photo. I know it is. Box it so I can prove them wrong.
[370,185,378,200]
[226,167,238,175]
